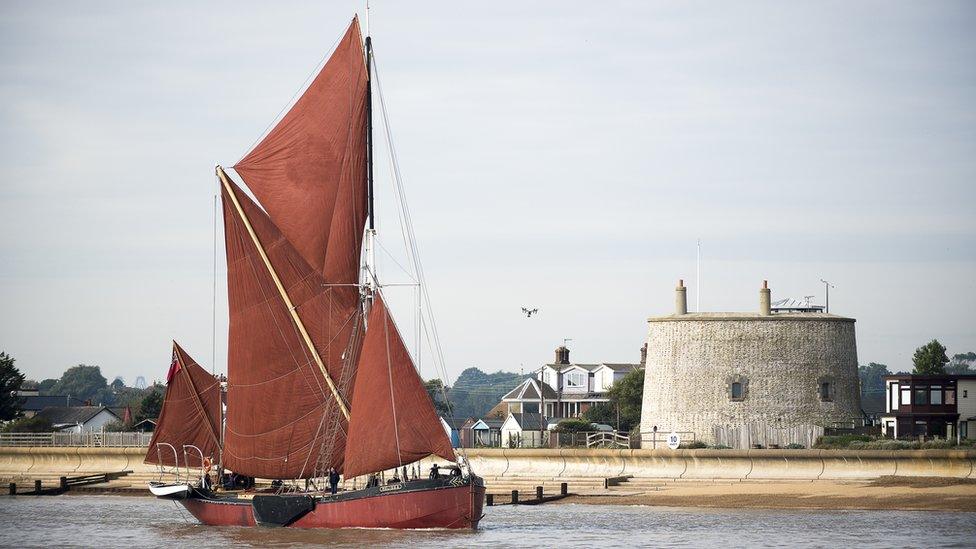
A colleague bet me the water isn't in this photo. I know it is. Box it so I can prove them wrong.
[1,496,974,548]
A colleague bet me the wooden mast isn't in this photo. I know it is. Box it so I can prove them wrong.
[216,165,351,420]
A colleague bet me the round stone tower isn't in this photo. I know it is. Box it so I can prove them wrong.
[640,281,861,448]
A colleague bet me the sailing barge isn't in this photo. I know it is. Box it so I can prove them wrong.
[146,16,485,529]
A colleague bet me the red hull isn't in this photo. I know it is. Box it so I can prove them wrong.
[179,483,485,530]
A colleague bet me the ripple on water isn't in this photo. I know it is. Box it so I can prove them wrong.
[1,496,974,548]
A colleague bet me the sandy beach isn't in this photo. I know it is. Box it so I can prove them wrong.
[559,476,976,512]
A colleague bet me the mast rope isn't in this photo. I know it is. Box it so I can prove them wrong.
[372,51,468,465]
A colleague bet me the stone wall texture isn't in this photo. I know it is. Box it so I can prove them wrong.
[640,314,861,448]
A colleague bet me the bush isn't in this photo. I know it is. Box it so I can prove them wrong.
[785,443,805,449]
[710,444,732,449]
[102,420,126,432]
[1,416,52,433]
[679,440,708,449]
[813,434,872,449]
[553,419,593,433]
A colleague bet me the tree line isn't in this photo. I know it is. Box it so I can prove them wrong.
[0,351,165,432]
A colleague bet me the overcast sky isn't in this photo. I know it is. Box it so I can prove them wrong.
[1,1,974,386]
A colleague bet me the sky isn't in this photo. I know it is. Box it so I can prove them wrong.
[1,1,974,386]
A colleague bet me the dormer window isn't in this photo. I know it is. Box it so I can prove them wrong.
[565,371,586,389]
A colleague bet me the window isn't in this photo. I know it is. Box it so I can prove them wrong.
[946,390,956,405]
[965,390,969,398]
[565,372,586,390]
[901,387,911,406]
[890,383,899,411]
[915,387,929,406]
[930,386,943,406]
[731,382,743,399]
[820,382,832,401]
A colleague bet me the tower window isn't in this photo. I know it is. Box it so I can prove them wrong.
[820,381,832,402]
[731,382,743,400]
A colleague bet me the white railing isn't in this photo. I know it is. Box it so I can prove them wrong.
[0,432,153,447]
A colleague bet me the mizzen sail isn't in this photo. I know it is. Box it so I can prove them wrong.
[343,295,455,479]
[220,177,362,479]
[233,17,368,284]
[145,342,221,468]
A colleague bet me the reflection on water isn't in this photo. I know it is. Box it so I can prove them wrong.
[0,495,974,548]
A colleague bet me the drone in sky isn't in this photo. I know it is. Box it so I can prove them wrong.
[521,307,539,318]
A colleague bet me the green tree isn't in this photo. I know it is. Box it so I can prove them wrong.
[0,352,26,420]
[37,378,58,394]
[946,352,976,375]
[136,390,164,422]
[583,368,644,431]
[50,364,108,403]
[424,378,453,416]
[912,339,949,375]
[858,363,891,395]
[1,416,52,433]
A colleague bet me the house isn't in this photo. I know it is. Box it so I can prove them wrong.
[133,418,158,432]
[36,406,121,433]
[439,417,465,448]
[460,417,503,448]
[500,346,641,419]
[20,395,85,418]
[501,413,549,448]
[880,374,976,440]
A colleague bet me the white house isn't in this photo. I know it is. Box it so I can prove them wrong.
[36,406,120,433]
[501,413,548,448]
[502,346,641,419]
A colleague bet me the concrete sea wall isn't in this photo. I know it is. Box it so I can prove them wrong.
[464,448,976,480]
[1,447,974,481]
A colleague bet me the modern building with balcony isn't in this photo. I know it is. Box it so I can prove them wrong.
[880,374,976,440]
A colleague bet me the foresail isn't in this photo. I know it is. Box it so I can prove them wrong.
[145,342,221,468]
[221,177,363,479]
[343,295,455,478]
[233,16,368,284]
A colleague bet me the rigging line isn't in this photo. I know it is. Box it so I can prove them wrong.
[234,28,346,166]
[373,55,462,446]
[375,282,403,470]
[372,235,418,282]
[212,178,218,375]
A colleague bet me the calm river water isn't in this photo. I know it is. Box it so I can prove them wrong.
[0,495,974,548]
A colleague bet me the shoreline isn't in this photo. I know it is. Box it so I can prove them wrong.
[555,477,976,512]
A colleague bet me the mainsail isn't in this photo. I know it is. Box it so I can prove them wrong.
[145,342,221,468]
[343,295,456,478]
[220,176,361,479]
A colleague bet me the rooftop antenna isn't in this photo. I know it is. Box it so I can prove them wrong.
[365,0,370,36]
[819,279,834,313]
[696,239,701,312]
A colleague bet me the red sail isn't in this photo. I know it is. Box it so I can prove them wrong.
[343,295,455,478]
[221,177,362,479]
[233,17,368,284]
[145,342,222,468]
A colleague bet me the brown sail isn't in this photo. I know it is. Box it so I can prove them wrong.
[220,176,362,479]
[145,342,221,468]
[234,17,368,285]
[343,295,455,478]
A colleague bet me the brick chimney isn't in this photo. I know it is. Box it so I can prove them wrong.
[760,280,771,316]
[675,279,688,315]
[555,346,570,365]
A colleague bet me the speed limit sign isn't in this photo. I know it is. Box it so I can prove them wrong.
[667,432,680,450]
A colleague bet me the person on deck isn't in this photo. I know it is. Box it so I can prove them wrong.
[328,467,340,495]
[429,464,440,479]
